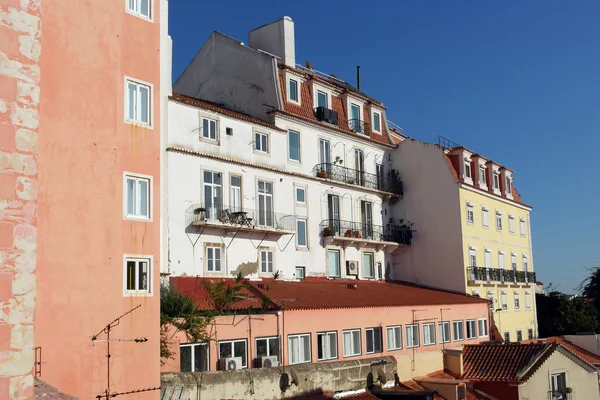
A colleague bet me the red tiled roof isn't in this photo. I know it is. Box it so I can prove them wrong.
[169,92,286,132]
[462,343,548,383]
[276,75,395,147]
[522,337,600,367]
[251,279,488,311]
[34,378,80,400]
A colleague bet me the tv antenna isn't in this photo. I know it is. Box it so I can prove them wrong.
[91,305,160,399]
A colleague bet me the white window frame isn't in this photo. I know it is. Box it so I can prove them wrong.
[342,329,361,357]
[327,249,341,278]
[482,208,489,227]
[525,291,531,309]
[466,320,477,340]
[464,159,471,179]
[255,336,280,362]
[123,256,152,296]
[423,323,436,346]
[200,116,218,141]
[506,176,512,194]
[126,0,152,20]
[363,252,375,279]
[501,292,508,311]
[467,205,474,224]
[124,77,153,127]
[316,90,329,109]
[219,339,247,369]
[520,218,526,236]
[514,292,520,310]
[288,333,311,365]
[478,318,488,338]
[522,255,529,272]
[254,131,269,154]
[493,173,500,189]
[372,111,381,133]
[287,129,301,163]
[496,212,502,231]
[296,219,308,248]
[386,326,402,350]
[288,78,299,103]
[123,172,152,220]
[365,327,383,354]
[295,266,305,280]
[452,320,464,341]
[498,251,505,269]
[438,321,451,344]
[295,186,306,204]
[179,343,208,372]
[206,245,223,273]
[260,249,274,274]
[316,331,337,361]
[508,216,515,233]
[469,247,477,267]
[479,165,486,184]
[406,324,420,348]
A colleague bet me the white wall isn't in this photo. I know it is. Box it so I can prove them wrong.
[389,140,465,291]
[565,335,600,356]
[167,100,394,279]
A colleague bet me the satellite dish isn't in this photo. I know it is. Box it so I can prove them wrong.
[279,373,290,392]
[377,369,387,384]
[290,369,299,386]
[366,372,374,389]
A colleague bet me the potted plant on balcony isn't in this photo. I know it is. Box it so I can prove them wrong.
[344,229,353,238]
[317,168,328,178]
[323,226,334,237]
[387,169,402,194]
[353,230,361,239]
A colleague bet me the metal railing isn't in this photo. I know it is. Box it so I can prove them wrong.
[313,163,403,195]
[436,135,461,149]
[549,390,572,400]
[348,119,370,135]
[320,220,412,246]
[467,267,536,284]
[185,203,296,231]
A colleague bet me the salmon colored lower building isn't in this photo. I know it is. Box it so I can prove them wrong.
[162,278,490,379]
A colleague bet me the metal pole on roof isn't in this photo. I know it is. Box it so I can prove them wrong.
[356,66,361,90]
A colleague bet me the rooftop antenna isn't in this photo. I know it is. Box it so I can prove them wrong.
[91,305,160,399]
[356,66,361,90]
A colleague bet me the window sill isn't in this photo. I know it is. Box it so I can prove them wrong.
[253,150,271,157]
[124,215,152,222]
[124,291,152,297]
[199,137,220,146]
[406,345,420,349]
[295,246,310,251]
[466,336,477,341]
[387,347,403,352]
[125,119,153,130]
[288,360,311,366]
[423,342,436,347]
[125,9,154,23]
[343,354,362,358]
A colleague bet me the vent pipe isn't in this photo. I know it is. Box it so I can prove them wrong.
[356,66,361,90]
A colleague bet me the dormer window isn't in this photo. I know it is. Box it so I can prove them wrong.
[372,112,381,133]
[479,166,486,184]
[506,176,512,194]
[317,90,328,108]
[493,173,500,190]
[289,79,299,102]
[464,159,471,179]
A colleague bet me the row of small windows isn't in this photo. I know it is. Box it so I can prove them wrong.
[180,318,488,371]
[469,247,529,272]
[127,0,151,20]
[466,204,527,235]
[481,290,532,312]
[504,328,534,342]
[464,161,512,195]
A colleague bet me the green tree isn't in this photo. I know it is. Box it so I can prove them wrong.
[536,292,600,337]
[580,267,600,311]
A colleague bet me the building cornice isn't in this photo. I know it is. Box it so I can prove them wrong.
[460,184,532,211]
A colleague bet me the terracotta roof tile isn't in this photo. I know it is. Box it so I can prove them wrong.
[251,279,488,311]
[521,337,600,367]
[34,378,80,400]
[169,92,286,132]
[461,343,548,383]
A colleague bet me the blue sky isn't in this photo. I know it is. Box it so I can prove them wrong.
[170,0,600,293]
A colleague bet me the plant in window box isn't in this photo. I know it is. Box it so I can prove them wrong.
[344,229,353,238]
[334,156,343,165]
[323,226,334,237]
[387,169,403,194]
[353,230,361,238]
[564,388,572,394]
[317,169,328,178]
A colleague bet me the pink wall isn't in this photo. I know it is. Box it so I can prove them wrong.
[34,0,161,398]
[162,302,489,373]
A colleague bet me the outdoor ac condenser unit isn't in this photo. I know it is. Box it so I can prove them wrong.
[223,356,243,370]
[346,260,358,276]
[261,355,279,368]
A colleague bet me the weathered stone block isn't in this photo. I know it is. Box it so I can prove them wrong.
[0,151,37,175]
[10,103,38,129]
[0,172,16,199]
[16,81,38,105]
[0,222,14,249]
[14,128,36,153]
[16,176,36,200]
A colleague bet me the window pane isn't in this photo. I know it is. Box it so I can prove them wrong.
[126,261,135,290]
[127,83,136,120]
[262,134,268,152]
[328,250,340,277]
[180,346,192,372]
[138,179,148,217]
[210,120,216,139]
[296,220,307,246]
[288,130,300,161]
[138,261,148,291]
[317,91,327,108]
[352,331,360,354]
[139,85,149,123]
[140,0,149,17]
[364,253,374,278]
[366,330,374,353]
[202,119,209,138]
[214,248,221,271]
[374,328,382,352]
[234,341,246,367]
[126,178,135,215]
[329,333,337,358]
[219,342,231,359]
[343,332,352,356]
[194,344,208,372]
[128,0,136,11]
[269,338,279,360]
[302,336,310,362]
[289,80,298,101]
[256,339,267,358]
[296,188,305,203]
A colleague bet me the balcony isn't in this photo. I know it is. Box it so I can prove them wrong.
[314,106,339,125]
[549,390,572,400]
[320,219,412,252]
[467,266,536,285]
[313,163,403,196]
[186,203,296,235]
[348,119,370,135]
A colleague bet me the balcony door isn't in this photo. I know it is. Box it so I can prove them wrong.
[484,250,492,281]
[230,175,241,212]
[258,181,273,227]
[361,201,373,239]
[376,164,384,191]
[328,194,340,235]
[350,103,360,131]
[203,171,222,220]
[319,139,331,172]
[354,149,365,186]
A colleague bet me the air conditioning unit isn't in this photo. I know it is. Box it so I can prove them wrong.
[261,355,279,368]
[222,356,243,370]
[346,260,358,276]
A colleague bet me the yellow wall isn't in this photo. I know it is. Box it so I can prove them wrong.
[519,349,599,400]
[458,187,537,339]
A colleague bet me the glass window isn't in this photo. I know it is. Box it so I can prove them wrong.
[496,213,502,230]
[260,250,273,273]
[219,339,247,369]
[514,292,520,310]
[342,329,361,357]
[363,253,374,278]
[201,117,217,140]
[438,322,451,343]
[125,175,150,219]
[255,132,268,153]
[125,258,150,295]
[366,327,383,354]
[482,208,489,226]
[256,337,279,362]
[528,328,533,340]
[516,330,522,342]
[317,331,337,360]
[295,266,305,280]
[478,319,488,337]
[509,216,515,233]
[469,248,477,267]
[288,334,310,364]
[295,187,306,203]
[206,246,222,272]
[288,130,301,162]
[464,160,471,178]
[520,219,526,236]
[327,249,340,278]
[493,173,500,189]
[504,332,510,342]
[258,180,273,227]
[501,292,508,311]
[317,90,327,108]
[467,206,474,223]
[498,252,505,268]
[551,372,567,393]
[386,326,402,350]
[296,219,307,247]
[406,325,419,348]
[525,291,531,309]
[506,176,512,194]
[479,166,486,184]
[180,343,208,372]
[423,323,435,346]
[230,175,242,212]
[453,321,464,341]
[126,80,151,125]
[373,112,381,132]
[466,320,477,339]
[127,0,150,19]
[289,79,298,102]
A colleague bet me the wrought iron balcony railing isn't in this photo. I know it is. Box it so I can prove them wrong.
[467,267,536,284]
[320,219,412,246]
[185,203,296,231]
[348,119,370,135]
[313,163,403,195]
[549,389,572,400]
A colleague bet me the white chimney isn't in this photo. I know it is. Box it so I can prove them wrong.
[248,16,296,67]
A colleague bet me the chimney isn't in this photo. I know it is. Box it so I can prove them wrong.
[248,16,296,67]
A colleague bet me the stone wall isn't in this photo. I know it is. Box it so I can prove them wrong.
[161,356,397,400]
[0,0,41,399]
